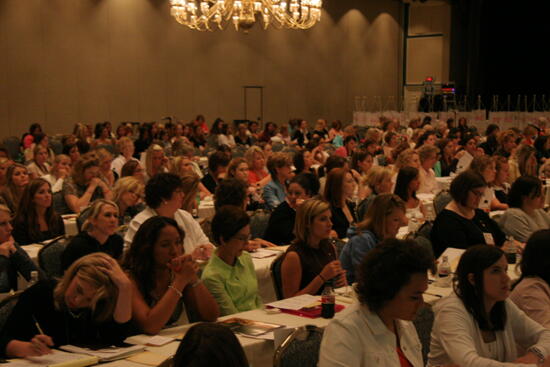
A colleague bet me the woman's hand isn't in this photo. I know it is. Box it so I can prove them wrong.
[191,244,213,261]
[320,260,346,282]
[169,255,199,289]
[98,256,131,291]
[20,335,54,357]
[0,238,16,258]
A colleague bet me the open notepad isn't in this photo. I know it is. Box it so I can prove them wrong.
[59,344,145,362]
[2,350,98,367]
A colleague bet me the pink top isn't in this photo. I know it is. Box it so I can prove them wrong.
[510,276,550,328]
[248,169,268,185]
[334,146,348,158]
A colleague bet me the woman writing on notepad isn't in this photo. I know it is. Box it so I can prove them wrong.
[280,199,346,298]
[0,253,132,358]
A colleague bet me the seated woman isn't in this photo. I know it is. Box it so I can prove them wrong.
[111,137,139,177]
[61,199,123,270]
[124,173,213,257]
[320,239,434,367]
[417,145,440,195]
[124,216,219,335]
[173,323,248,367]
[340,194,406,284]
[112,176,145,225]
[499,176,550,243]
[171,155,210,198]
[96,148,117,188]
[201,206,262,316]
[280,199,346,298]
[510,229,550,328]
[144,144,170,182]
[428,245,550,367]
[493,156,511,207]
[264,173,319,245]
[62,152,113,214]
[356,166,393,221]
[431,170,505,257]
[0,164,29,214]
[324,168,357,239]
[26,145,51,179]
[226,157,261,210]
[293,149,315,176]
[263,152,294,210]
[42,154,71,194]
[350,150,374,199]
[0,253,132,358]
[121,160,145,183]
[12,179,64,245]
[469,155,507,211]
[394,166,427,220]
[0,204,41,292]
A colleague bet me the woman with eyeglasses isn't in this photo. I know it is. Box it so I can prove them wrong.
[201,206,262,316]
[431,170,505,257]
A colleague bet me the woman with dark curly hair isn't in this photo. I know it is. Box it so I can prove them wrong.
[320,238,435,367]
[124,216,219,334]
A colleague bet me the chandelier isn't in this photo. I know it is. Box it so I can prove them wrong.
[169,0,323,32]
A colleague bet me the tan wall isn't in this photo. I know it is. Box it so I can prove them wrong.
[0,0,402,139]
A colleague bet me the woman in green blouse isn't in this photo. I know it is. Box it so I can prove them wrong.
[201,205,263,316]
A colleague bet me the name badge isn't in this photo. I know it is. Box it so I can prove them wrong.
[483,232,495,245]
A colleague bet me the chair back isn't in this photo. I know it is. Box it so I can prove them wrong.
[249,209,271,239]
[273,325,324,367]
[38,236,71,278]
[53,191,71,215]
[77,205,93,232]
[269,252,285,300]
[433,190,452,215]
[0,291,21,332]
[413,304,435,364]
[406,221,434,259]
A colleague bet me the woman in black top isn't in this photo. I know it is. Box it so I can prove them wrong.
[323,168,357,238]
[431,170,505,257]
[12,178,65,245]
[0,253,131,358]
[61,199,123,270]
[280,199,346,298]
[264,173,319,245]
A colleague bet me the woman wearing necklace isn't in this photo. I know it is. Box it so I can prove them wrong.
[0,253,132,358]
[280,199,346,298]
[124,216,219,335]
[431,170,505,258]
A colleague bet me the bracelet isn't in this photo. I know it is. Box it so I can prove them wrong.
[168,285,183,298]
[529,347,546,365]
[319,274,326,282]
[191,279,202,288]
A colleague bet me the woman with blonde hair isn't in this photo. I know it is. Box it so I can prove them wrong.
[245,146,270,187]
[179,171,201,214]
[12,178,64,245]
[27,145,51,179]
[280,199,346,298]
[0,163,30,214]
[42,154,71,193]
[61,199,123,270]
[62,152,112,213]
[509,144,538,183]
[356,166,393,221]
[112,176,145,225]
[171,155,210,198]
[0,252,131,358]
[144,144,169,182]
[96,147,117,188]
[340,194,407,283]
[111,137,138,177]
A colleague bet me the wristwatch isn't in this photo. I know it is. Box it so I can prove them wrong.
[528,346,546,366]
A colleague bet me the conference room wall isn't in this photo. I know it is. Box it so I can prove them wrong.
[0,0,402,139]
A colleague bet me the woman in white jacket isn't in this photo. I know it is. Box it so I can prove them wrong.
[429,245,550,367]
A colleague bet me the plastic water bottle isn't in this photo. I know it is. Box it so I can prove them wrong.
[321,281,335,319]
[504,236,517,264]
[437,256,452,288]
[27,270,39,289]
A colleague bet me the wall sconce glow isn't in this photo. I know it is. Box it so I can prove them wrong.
[170,0,322,32]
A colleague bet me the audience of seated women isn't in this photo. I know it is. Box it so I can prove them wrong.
[428,245,550,367]
[324,168,357,239]
[394,166,427,220]
[320,239,434,367]
[62,152,112,214]
[0,253,132,358]
[0,204,41,292]
[263,152,293,210]
[112,176,145,225]
[498,176,550,243]
[0,164,30,214]
[510,229,550,328]
[431,170,505,257]
[201,206,262,316]
[62,199,123,270]
[124,216,219,334]
[280,199,346,298]
[125,173,212,257]
[340,194,406,283]
[27,145,51,179]
[264,173,319,246]
[12,178,64,245]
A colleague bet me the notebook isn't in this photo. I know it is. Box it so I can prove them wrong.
[59,344,145,362]
[2,350,98,367]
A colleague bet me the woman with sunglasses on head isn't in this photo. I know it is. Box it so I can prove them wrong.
[124,216,219,334]
[201,206,262,316]
[431,170,505,258]
[0,253,131,358]
[428,245,550,367]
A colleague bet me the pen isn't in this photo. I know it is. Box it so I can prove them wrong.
[33,315,45,335]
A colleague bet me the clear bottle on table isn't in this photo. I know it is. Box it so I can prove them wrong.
[504,235,517,264]
[436,255,452,288]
